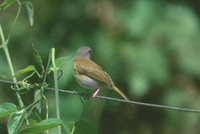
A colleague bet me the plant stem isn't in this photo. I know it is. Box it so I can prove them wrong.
[0,24,24,109]
[7,2,21,42]
[51,48,62,134]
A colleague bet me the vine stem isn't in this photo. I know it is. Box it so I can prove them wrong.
[51,48,62,134]
[0,24,24,109]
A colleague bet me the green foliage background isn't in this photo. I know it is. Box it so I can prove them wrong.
[1,0,200,133]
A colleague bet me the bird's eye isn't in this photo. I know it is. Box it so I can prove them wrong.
[89,49,92,53]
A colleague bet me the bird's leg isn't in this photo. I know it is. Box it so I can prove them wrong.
[92,89,100,98]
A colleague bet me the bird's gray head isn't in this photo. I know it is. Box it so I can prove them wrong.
[75,46,92,59]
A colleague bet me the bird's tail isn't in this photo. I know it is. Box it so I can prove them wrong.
[112,85,128,100]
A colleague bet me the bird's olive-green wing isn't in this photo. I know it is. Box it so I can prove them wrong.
[75,59,113,86]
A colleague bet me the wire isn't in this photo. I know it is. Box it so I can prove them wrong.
[0,79,200,113]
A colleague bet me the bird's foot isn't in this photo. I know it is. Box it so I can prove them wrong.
[92,89,100,99]
[80,89,100,100]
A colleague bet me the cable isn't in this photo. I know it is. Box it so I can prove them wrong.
[0,79,200,113]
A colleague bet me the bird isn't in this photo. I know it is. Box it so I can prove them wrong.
[73,46,128,100]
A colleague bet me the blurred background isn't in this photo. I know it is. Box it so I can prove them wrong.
[1,0,200,133]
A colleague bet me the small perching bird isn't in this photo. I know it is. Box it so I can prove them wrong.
[73,46,128,100]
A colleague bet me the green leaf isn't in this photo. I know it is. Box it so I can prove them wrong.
[7,109,26,134]
[0,0,16,10]
[15,65,36,77]
[49,57,67,72]
[32,45,44,72]
[25,1,34,26]
[18,118,63,134]
[55,57,67,67]
[0,103,17,118]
